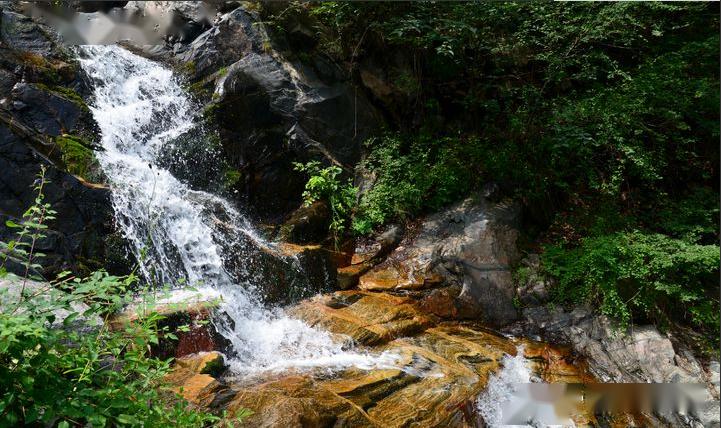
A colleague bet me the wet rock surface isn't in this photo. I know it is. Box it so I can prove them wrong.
[166,288,594,428]
[356,196,521,327]
[145,4,382,221]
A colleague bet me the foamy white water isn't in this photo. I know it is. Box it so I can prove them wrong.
[476,346,577,427]
[477,347,534,427]
[78,45,396,373]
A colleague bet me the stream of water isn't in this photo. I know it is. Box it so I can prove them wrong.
[78,45,396,374]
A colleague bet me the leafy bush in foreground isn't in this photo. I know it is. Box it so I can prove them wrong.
[0,167,223,427]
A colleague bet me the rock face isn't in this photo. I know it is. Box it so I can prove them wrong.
[166,288,593,427]
[160,5,381,220]
[278,200,331,244]
[512,305,721,427]
[355,196,521,327]
[0,5,129,278]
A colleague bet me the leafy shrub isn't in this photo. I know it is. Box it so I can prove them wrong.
[293,161,357,243]
[352,133,483,234]
[0,167,224,427]
[542,232,720,345]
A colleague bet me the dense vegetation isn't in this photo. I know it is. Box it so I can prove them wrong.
[0,168,226,427]
[280,2,720,346]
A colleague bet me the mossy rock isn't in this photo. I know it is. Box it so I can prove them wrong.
[16,51,77,85]
[34,83,89,112]
[54,134,102,182]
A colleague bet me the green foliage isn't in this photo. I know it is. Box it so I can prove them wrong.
[180,60,196,75]
[222,168,242,190]
[352,134,483,235]
[310,2,720,348]
[0,169,229,427]
[293,161,356,243]
[648,187,720,245]
[54,134,101,181]
[543,232,720,344]
[1,166,54,280]
[313,2,719,226]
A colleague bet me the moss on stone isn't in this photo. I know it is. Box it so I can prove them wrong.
[202,103,220,121]
[222,168,242,190]
[180,60,196,75]
[54,134,100,180]
[188,80,212,99]
[34,83,89,111]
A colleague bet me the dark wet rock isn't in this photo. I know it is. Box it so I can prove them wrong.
[10,82,86,136]
[177,7,265,79]
[0,10,59,57]
[159,5,382,220]
[0,5,130,278]
[278,200,331,244]
[0,121,121,278]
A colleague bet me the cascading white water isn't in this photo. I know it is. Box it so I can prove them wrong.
[476,347,534,427]
[78,45,396,374]
[476,347,577,427]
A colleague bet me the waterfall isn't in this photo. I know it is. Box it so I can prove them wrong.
[78,45,396,374]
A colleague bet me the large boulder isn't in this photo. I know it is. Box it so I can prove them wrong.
[0,9,58,56]
[356,195,522,327]
[166,5,381,221]
[176,6,264,78]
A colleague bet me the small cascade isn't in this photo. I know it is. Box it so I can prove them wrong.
[78,45,396,374]
[476,346,535,427]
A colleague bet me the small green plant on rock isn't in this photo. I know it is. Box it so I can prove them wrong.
[293,161,357,245]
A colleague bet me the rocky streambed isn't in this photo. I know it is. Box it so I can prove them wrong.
[157,194,719,427]
[164,289,595,427]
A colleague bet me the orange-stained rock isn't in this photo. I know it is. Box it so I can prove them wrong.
[174,351,225,374]
[162,291,598,427]
[418,286,462,318]
[289,290,434,346]
[336,263,370,290]
[165,352,225,405]
[522,341,595,384]
[217,324,517,427]
[226,376,375,427]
